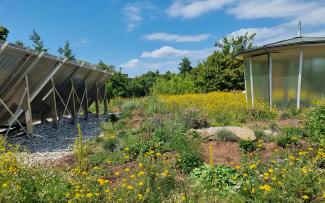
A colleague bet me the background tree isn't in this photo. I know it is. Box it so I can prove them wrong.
[97,60,115,72]
[178,57,192,74]
[0,26,9,41]
[29,29,48,52]
[15,40,24,46]
[215,32,256,56]
[58,41,75,60]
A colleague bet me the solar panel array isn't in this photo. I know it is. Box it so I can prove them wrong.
[0,41,111,135]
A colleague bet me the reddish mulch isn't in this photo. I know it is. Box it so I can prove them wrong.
[202,141,241,166]
[128,110,145,129]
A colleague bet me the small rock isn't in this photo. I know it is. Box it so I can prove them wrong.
[196,126,256,141]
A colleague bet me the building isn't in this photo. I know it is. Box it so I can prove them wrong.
[239,36,325,109]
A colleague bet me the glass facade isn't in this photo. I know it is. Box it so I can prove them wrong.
[251,55,269,103]
[244,59,251,102]
[301,46,325,105]
[271,49,300,108]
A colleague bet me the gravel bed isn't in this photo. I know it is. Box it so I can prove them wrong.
[7,114,105,153]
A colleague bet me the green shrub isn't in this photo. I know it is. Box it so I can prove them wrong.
[238,140,257,152]
[304,103,325,144]
[102,139,117,152]
[215,130,239,142]
[254,130,267,140]
[181,108,209,129]
[276,134,299,148]
[190,164,241,194]
[176,152,204,173]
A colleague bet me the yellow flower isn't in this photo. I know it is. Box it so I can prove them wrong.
[268,168,274,173]
[235,165,241,169]
[130,174,135,179]
[156,152,161,157]
[243,173,248,177]
[124,147,129,151]
[97,178,106,185]
[138,171,145,176]
[2,183,8,188]
[138,194,143,200]
[260,184,271,192]
[299,151,307,156]
[302,195,309,199]
[127,185,134,190]
[323,192,325,199]
[114,171,120,176]
[75,193,81,198]
[86,193,93,198]
[162,169,169,177]
[251,188,256,193]
[301,167,308,174]
[181,195,186,201]
[249,164,257,169]
[124,167,130,172]
[138,163,143,168]
[105,189,110,193]
[138,181,144,186]
[124,155,130,159]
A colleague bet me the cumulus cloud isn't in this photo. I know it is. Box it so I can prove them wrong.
[141,46,213,59]
[167,0,234,19]
[144,33,210,42]
[123,2,154,32]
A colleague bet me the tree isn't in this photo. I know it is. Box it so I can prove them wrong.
[29,29,48,52]
[178,57,192,74]
[0,26,9,41]
[58,41,76,60]
[215,32,255,56]
[97,60,115,72]
[15,40,24,46]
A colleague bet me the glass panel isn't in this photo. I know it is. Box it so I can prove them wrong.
[301,46,325,105]
[244,59,251,102]
[272,49,300,108]
[252,55,269,103]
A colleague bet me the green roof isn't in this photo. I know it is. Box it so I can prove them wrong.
[239,36,325,56]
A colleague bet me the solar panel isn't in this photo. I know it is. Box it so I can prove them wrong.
[0,41,111,135]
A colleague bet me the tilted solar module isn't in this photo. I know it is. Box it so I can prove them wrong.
[0,41,111,135]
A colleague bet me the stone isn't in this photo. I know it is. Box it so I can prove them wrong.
[196,126,256,141]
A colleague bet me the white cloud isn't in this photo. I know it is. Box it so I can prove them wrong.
[144,32,210,42]
[167,0,234,19]
[120,58,141,69]
[141,46,213,59]
[123,2,154,32]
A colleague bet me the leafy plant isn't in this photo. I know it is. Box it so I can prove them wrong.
[276,134,299,148]
[176,152,204,173]
[215,129,239,142]
[304,103,325,145]
[238,140,257,152]
[190,164,241,194]
[181,108,209,129]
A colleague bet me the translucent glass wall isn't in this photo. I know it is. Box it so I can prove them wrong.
[251,55,269,103]
[244,59,251,101]
[301,46,325,105]
[272,49,300,107]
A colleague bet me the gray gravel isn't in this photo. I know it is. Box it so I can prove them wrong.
[7,114,105,153]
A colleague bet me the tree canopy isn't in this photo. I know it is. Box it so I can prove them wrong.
[0,26,9,41]
[178,57,193,74]
[58,41,76,60]
[29,29,48,52]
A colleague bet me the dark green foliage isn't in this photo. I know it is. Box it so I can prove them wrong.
[176,152,204,173]
[181,108,209,129]
[97,60,115,72]
[0,26,9,41]
[238,140,257,152]
[15,40,24,46]
[87,152,109,166]
[102,139,117,152]
[254,130,267,140]
[58,41,76,60]
[304,103,325,144]
[29,29,48,52]
[276,134,299,148]
[178,57,192,74]
[216,130,239,142]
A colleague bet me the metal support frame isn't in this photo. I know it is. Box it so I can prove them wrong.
[24,75,33,135]
[103,88,108,115]
[268,52,273,108]
[297,50,303,109]
[249,58,254,109]
[243,63,248,102]
[0,41,9,55]
[83,80,89,119]
[70,79,77,123]
[95,83,100,117]
[50,78,58,128]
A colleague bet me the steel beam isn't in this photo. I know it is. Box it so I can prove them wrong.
[297,50,303,109]
[70,79,77,123]
[0,41,9,55]
[95,83,100,117]
[24,75,33,135]
[249,58,254,108]
[103,88,108,115]
[84,80,89,119]
[50,78,58,128]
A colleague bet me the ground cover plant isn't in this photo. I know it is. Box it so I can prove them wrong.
[1,93,325,202]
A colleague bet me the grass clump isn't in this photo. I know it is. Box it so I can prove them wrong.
[215,129,239,142]
[176,152,204,173]
[238,140,257,152]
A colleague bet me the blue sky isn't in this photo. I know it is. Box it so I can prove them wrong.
[2,0,325,77]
